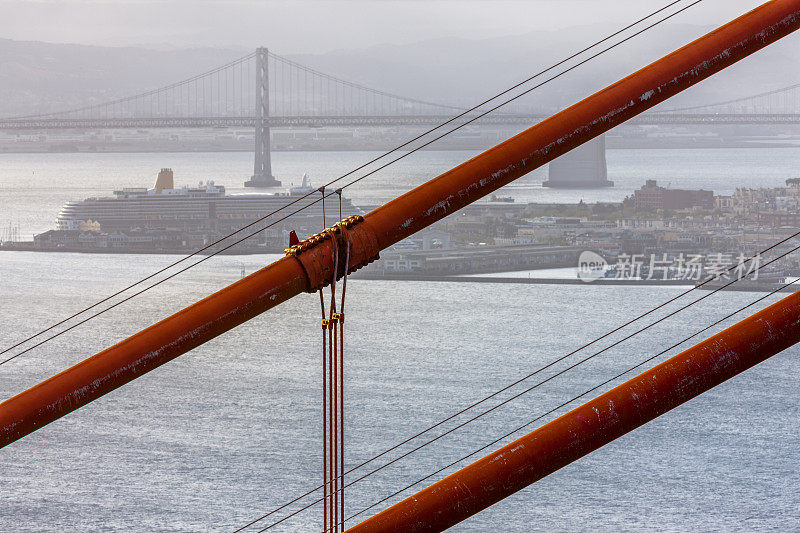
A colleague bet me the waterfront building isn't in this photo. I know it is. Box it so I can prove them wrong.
[634,180,714,211]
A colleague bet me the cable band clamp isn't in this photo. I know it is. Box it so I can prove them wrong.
[284,215,364,257]
[285,214,379,293]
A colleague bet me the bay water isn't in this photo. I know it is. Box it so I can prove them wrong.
[0,149,798,531]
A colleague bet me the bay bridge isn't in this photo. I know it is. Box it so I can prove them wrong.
[2,47,800,187]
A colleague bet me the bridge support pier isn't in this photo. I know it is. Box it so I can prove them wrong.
[543,134,613,188]
[245,47,281,188]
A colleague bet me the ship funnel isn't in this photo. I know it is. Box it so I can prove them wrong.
[153,168,174,192]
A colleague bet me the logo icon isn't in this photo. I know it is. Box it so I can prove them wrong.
[577,250,608,282]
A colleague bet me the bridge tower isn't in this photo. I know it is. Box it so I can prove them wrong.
[543,134,613,188]
[245,47,281,188]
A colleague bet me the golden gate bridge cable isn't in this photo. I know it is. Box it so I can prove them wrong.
[261,257,800,533]
[237,233,798,531]
[0,0,694,366]
[7,2,792,524]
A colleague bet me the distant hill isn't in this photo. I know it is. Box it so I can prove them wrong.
[0,39,246,116]
[1,23,798,117]
[288,23,800,112]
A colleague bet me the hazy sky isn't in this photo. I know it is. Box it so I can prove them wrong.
[0,0,773,53]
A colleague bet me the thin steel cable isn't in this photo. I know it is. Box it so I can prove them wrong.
[334,275,800,530]
[245,236,797,532]
[328,320,334,532]
[337,192,347,530]
[320,289,328,530]
[319,193,329,531]
[0,0,690,366]
[329,232,339,533]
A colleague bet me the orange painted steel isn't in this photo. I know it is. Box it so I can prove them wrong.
[346,287,800,533]
[2,0,800,449]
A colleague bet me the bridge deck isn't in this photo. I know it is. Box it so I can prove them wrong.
[1,113,799,130]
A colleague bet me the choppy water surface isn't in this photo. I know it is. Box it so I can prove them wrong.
[0,150,798,531]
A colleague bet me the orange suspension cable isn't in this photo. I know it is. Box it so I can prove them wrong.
[329,232,339,532]
[336,189,349,533]
[320,195,346,533]
[321,188,350,532]
[320,288,328,531]
[318,186,333,533]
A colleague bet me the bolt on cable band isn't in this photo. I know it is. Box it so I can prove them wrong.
[285,215,379,293]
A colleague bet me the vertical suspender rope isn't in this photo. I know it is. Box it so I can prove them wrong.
[328,302,335,532]
[328,316,334,533]
[318,186,330,532]
[318,187,351,532]
[335,188,349,530]
[329,231,339,532]
[320,289,328,531]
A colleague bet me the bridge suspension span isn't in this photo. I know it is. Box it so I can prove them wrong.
[1,34,800,187]
[657,80,800,114]
[2,35,800,190]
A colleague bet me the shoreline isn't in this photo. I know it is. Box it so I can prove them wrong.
[2,247,792,293]
[352,273,692,286]
[343,273,799,292]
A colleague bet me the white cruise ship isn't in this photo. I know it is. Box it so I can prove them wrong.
[56,169,361,236]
